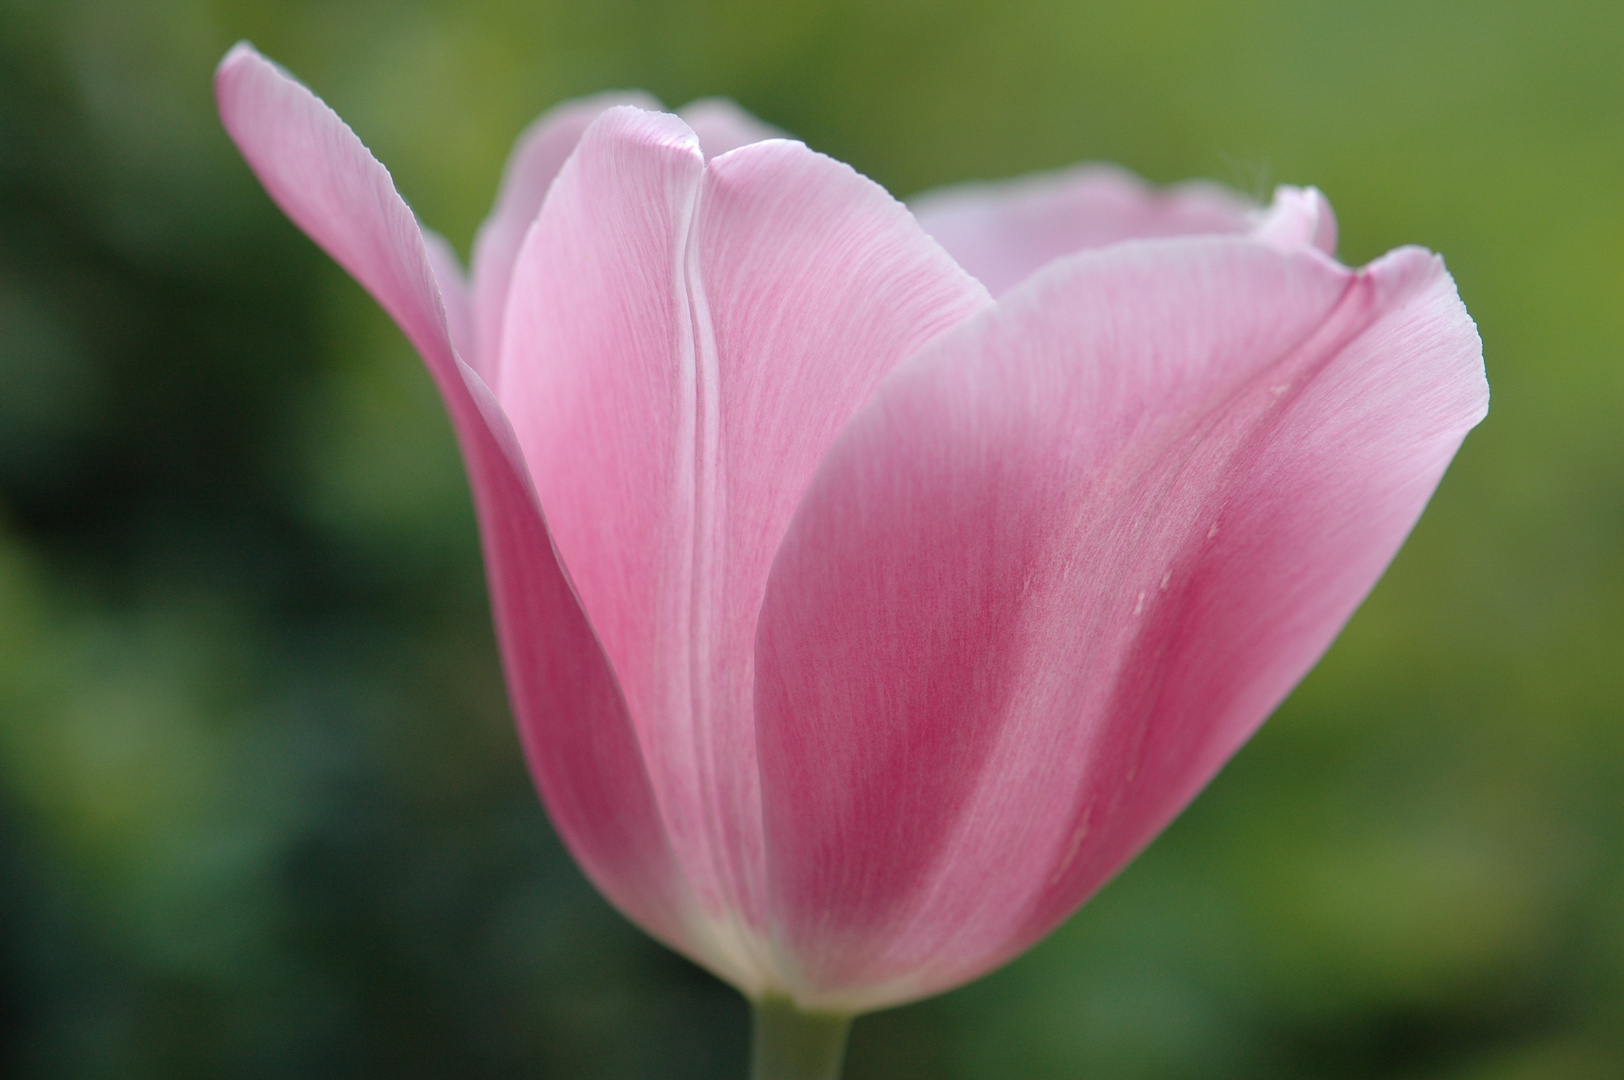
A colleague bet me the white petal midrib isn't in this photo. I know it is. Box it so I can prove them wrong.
[662,164,782,993]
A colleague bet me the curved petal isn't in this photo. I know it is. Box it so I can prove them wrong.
[498,106,989,989]
[1252,185,1339,256]
[910,163,1256,296]
[756,237,1487,1010]
[678,97,786,159]
[422,227,475,362]
[469,90,661,385]
[215,44,692,955]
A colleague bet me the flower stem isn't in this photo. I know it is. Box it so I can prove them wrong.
[749,996,852,1080]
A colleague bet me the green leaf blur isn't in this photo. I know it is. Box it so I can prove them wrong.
[1,1,1620,1077]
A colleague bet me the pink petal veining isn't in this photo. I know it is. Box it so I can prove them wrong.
[756,237,1486,1009]
[469,90,661,385]
[496,105,987,972]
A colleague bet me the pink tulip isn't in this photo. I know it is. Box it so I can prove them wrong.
[216,38,1486,1059]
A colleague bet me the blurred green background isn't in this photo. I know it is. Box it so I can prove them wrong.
[1,0,1620,1076]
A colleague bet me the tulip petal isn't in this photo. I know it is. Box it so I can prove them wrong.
[499,106,988,986]
[1253,185,1339,256]
[678,97,786,159]
[757,237,1487,1009]
[466,91,661,386]
[422,228,475,363]
[911,163,1257,296]
[215,44,692,953]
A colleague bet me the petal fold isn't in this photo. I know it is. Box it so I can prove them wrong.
[755,236,1487,1010]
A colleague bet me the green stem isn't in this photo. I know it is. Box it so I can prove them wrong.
[749,996,853,1080]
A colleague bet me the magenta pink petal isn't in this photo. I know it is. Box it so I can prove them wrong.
[911,163,1257,295]
[497,106,989,981]
[215,43,693,955]
[468,90,661,386]
[756,237,1487,1010]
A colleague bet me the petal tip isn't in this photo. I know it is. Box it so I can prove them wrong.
[1253,185,1339,256]
[218,39,257,71]
[594,103,704,159]
[214,41,258,101]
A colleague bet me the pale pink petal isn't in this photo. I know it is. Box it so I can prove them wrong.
[215,44,691,954]
[678,97,786,159]
[498,107,988,986]
[911,163,1256,296]
[1251,185,1339,256]
[468,90,661,385]
[756,237,1487,1010]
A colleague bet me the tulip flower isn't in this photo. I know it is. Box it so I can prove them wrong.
[216,42,1487,1079]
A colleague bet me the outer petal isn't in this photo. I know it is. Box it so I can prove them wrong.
[678,97,786,159]
[756,237,1487,1010]
[498,107,989,989]
[215,44,692,954]
[422,227,475,362]
[911,163,1257,296]
[468,90,661,385]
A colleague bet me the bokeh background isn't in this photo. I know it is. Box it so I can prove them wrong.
[1,0,1621,1076]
